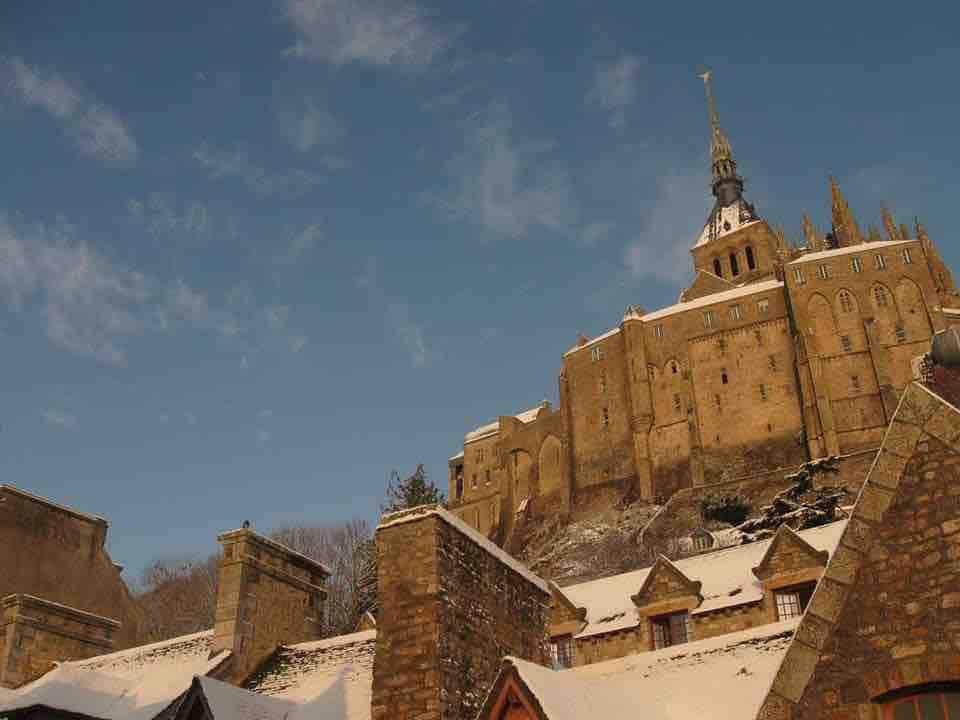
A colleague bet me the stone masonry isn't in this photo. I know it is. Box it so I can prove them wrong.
[0,594,119,688]
[372,506,551,720]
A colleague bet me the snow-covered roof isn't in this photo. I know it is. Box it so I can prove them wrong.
[464,404,547,443]
[505,619,797,720]
[694,200,762,248]
[562,520,845,638]
[0,483,108,525]
[378,505,550,593]
[198,677,298,720]
[641,279,783,324]
[562,327,622,358]
[0,639,230,720]
[788,238,914,264]
[75,629,215,677]
[245,629,376,720]
[449,451,464,462]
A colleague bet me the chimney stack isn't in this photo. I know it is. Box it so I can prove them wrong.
[212,528,329,683]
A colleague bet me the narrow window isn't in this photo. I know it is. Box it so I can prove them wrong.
[599,370,607,394]
[874,286,889,307]
[730,304,742,321]
[759,384,767,401]
[601,407,610,427]
[793,268,806,285]
[902,247,913,264]
[703,310,715,329]
[721,368,728,385]
[550,636,575,669]
[673,394,681,412]
[718,336,727,353]
[455,470,463,499]
[591,346,603,362]
[875,253,887,270]
[852,375,861,392]
[758,297,770,314]
[478,448,484,463]
[485,469,491,485]
[841,335,852,352]
[713,257,723,277]
[755,329,764,347]
[817,263,831,280]
[654,324,664,339]
[729,252,740,276]
[774,583,816,621]
[851,256,863,273]
[768,355,778,372]
[746,245,756,270]
[896,324,907,343]
[839,291,853,313]
[651,612,690,649]
[671,360,679,375]
[715,394,722,413]
[471,473,477,489]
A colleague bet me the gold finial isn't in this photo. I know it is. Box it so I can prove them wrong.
[699,69,719,131]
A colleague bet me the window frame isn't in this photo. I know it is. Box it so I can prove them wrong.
[883,689,960,720]
[851,256,863,273]
[703,310,715,329]
[591,345,603,362]
[651,611,691,650]
[793,268,806,285]
[758,297,770,315]
[902,247,914,264]
[550,635,575,669]
[729,304,742,321]
[875,253,888,270]
[817,263,831,280]
[774,582,816,621]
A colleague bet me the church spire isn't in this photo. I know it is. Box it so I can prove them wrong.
[881,205,901,242]
[829,176,863,247]
[699,70,744,207]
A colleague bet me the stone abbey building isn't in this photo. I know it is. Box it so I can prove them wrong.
[447,76,960,537]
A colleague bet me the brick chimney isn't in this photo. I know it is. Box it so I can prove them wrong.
[371,504,551,720]
[212,528,329,683]
[0,594,119,688]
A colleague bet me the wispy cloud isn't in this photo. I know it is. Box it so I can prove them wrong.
[127,195,213,240]
[624,168,710,284]
[283,0,457,67]
[587,55,642,129]
[429,104,578,239]
[43,409,77,430]
[275,223,322,265]
[388,302,429,368]
[277,97,344,153]
[191,144,324,195]
[5,58,138,163]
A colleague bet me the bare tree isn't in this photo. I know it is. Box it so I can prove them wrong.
[135,554,219,643]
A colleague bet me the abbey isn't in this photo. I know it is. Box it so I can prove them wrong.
[447,76,960,537]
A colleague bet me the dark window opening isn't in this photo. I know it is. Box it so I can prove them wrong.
[550,635,575,669]
[455,468,464,498]
[729,252,740,276]
[883,688,960,720]
[651,612,690,649]
[713,258,723,277]
[745,246,756,270]
[721,369,728,384]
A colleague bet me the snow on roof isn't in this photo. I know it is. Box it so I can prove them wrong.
[245,630,376,720]
[507,619,798,720]
[76,629,214,678]
[942,308,960,317]
[449,451,464,462]
[0,483,108,525]
[694,201,762,248]
[464,404,547,443]
[562,520,845,638]
[217,529,332,578]
[788,238,914,264]
[562,327,622,358]
[641,279,783,324]
[378,505,550,593]
[0,646,230,720]
[199,677,298,720]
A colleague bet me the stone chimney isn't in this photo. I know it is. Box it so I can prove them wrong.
[371,504,551,720]
[212,528,329,683]
[0,594,119,688]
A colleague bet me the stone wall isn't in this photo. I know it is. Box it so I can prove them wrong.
[0,594,119,688]
[372,507,550,720]
[0,485,143,648]
[212,529,328,683]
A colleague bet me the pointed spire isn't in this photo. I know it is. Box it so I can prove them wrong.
[829,176,863,247]
[915,217,930,246]
[699,70,744,206]
[900,223,911,242]
[867,224,882,243]
[880,205,901,242]
[801,212,824,251]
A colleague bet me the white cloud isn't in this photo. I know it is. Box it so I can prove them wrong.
[6,58,138,163]
[587,55,642,128]
[624,168,711,284]
[434,106,578,239]
[192,144,322,195]
[283,0,455,67]
[43,409,77,430]
[388,302,428,368]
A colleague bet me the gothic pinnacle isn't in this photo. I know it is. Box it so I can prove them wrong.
[881,205,901,242]
[829,176,863,247]
[699,70,743,206]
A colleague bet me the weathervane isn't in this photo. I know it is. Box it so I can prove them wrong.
[698,69,720,131]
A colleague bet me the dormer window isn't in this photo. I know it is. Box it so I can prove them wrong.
[774,583,816,621]
[550,635,575,669]
[651,611,690,649]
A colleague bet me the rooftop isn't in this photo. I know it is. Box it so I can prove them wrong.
[788,238,914,264]
[464,403,548,443]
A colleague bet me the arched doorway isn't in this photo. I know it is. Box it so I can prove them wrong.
[538,435,563,496]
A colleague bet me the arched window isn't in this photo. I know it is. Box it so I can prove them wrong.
[729,252,740,276]
[745,246,756,270]
[713,258,723,277]
[882,686,960,720]
[839,290,853,313]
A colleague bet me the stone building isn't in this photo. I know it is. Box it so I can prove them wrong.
[447,75,960,539]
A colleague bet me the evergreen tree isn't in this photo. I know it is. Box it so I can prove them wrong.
[381,464,445,514]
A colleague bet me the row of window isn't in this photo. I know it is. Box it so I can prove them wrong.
[794,247,912,285]
[702,297,770,330]
[711,245,758,279]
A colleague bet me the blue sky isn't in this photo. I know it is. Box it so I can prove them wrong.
[2,1,959,579]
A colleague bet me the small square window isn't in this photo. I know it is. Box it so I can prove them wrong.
[729,304,742,321]
[775,584,815,621]
[841,335,852,352]
[817,263,831,280]
[703,310,715,329]
[901,247,913,264]
[793,268,806,285]
[851,256,863,273]
[654,324,664,339]
[852,375,861,392]
[651,612,690,649]
[591,346,603,362]
[757,298,770,314]
[875,254,887,270]
[601,407,610,427]
[896,325,907,343]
